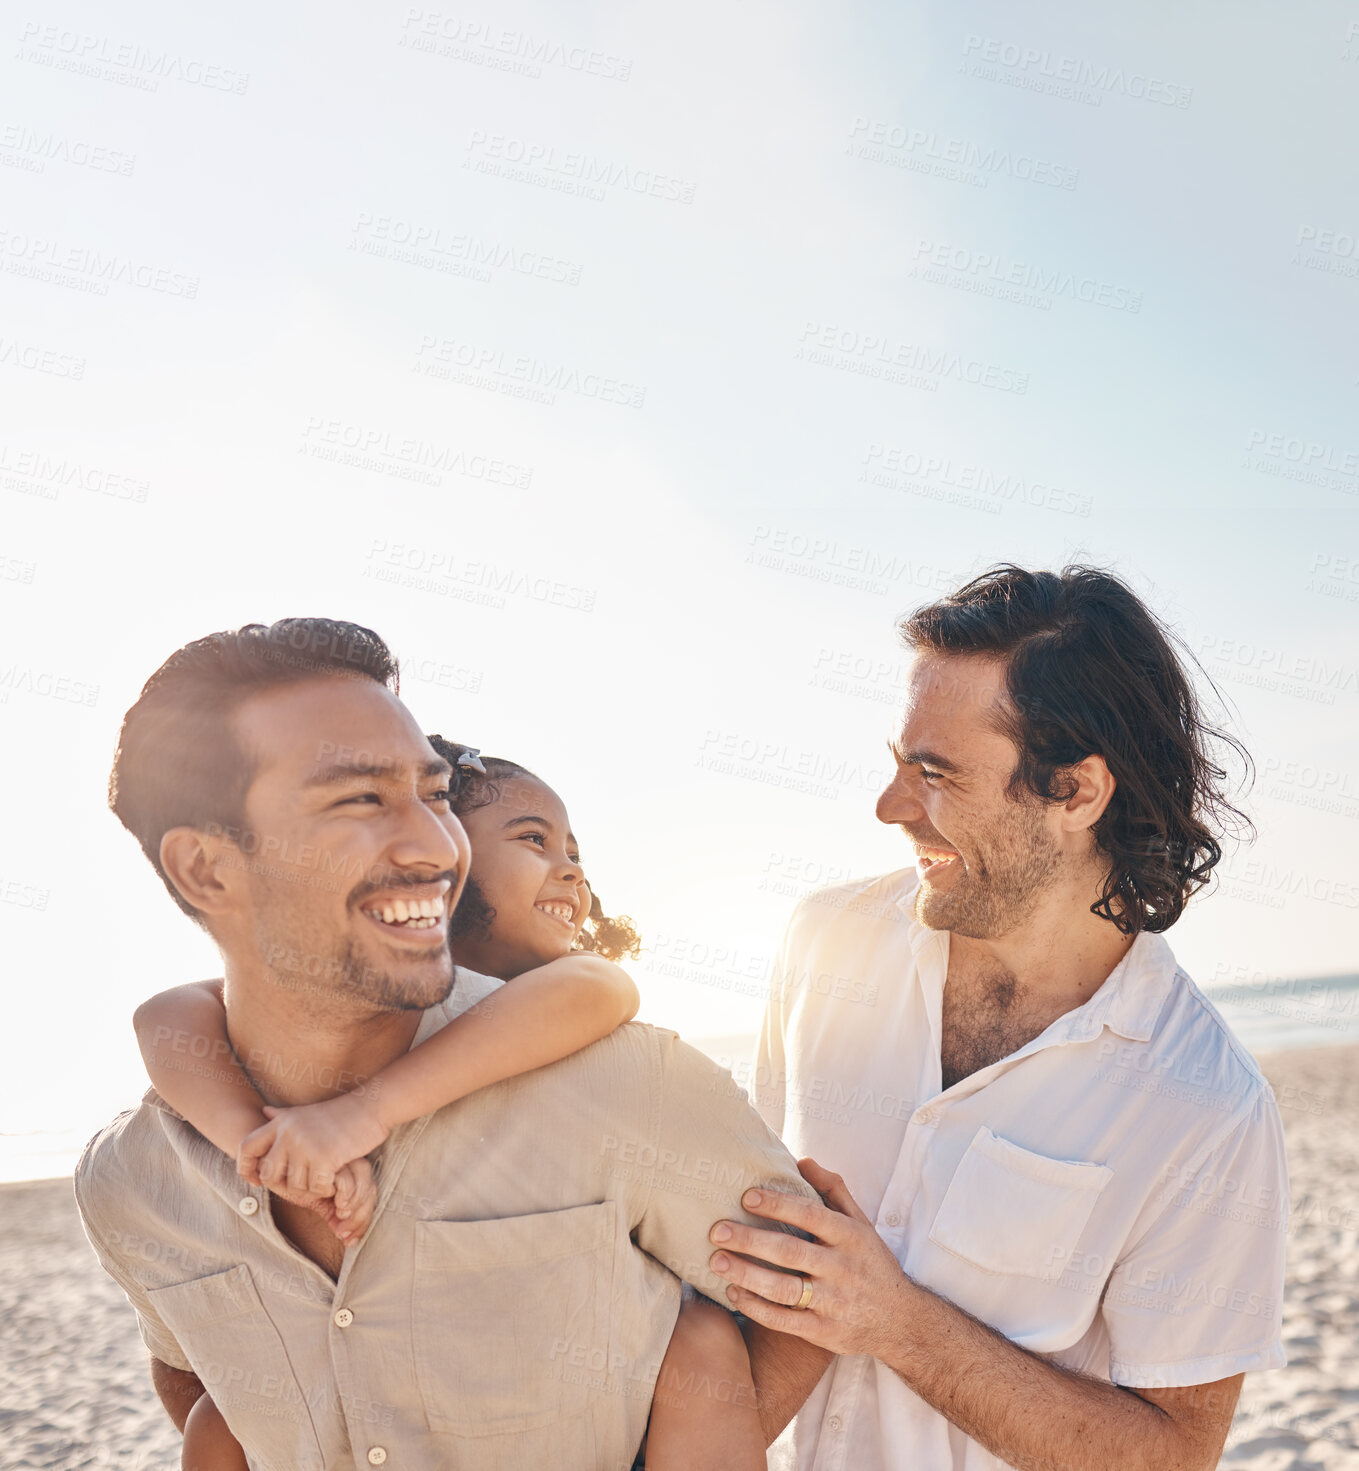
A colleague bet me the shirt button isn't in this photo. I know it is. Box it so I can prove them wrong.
[333,1307,354,1328]
[886,1212,902,1228]
[238,1196,259,1216]
[827,1415,843,1431]
[367,1449,387,1466]
[917,1109,937,1126]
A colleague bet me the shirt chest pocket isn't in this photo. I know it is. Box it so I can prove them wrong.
[928,1127,1113,1282]
[412,1200,617,1443]
[147,1264,325,1471]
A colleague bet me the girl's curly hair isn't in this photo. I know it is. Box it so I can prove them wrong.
[899,565,1253,936]
[426,734,642,962]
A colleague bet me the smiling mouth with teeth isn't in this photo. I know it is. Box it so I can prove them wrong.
[534,901,576,927]
[360,894,447,931]
[914,846,960,876]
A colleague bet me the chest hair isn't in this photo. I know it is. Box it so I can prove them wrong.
[939,968,1059,1091]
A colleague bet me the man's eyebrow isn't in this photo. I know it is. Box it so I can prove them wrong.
[888,740,961,773]
[305,757,452,787]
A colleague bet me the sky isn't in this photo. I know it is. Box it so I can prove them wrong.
[2,0,1358,1175]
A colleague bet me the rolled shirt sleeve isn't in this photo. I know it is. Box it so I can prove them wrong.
[632,1029,819,1305]
[1103,1085,1289,1387]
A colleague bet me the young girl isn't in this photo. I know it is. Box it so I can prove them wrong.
[134,738,768,1471]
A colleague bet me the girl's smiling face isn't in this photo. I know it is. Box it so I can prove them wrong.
[449,776,591,980]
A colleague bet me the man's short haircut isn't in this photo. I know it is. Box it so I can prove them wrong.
[900,564,1251,935]
[108,618,399,922]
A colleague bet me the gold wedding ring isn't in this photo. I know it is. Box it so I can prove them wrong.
[794,1276,814,1311]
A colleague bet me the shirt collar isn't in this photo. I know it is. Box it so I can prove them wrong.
[894,867,1180,1044]
[1067,929,1179,1043]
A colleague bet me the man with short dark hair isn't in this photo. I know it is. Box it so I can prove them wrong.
[711,566,1288,1471]
[76,618,825,1469]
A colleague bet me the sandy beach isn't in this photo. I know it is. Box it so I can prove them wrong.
[4,1045,1356,1470]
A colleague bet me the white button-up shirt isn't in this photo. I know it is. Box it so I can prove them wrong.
[749,868,1288,1471]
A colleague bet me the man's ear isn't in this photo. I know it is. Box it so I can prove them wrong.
[1058,754,1116,834]
[159,826,238,919]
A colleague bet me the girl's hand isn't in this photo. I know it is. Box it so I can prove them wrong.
[237,1091,391,1197]
[258,1156,376,1244]
[332,1159,377,1243]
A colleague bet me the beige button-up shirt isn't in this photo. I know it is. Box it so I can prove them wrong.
[75,968,817,1471]
[750,867,1289,1471]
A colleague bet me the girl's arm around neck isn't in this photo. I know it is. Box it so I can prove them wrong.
[133,980,266,1158]
[363,951,640,1131]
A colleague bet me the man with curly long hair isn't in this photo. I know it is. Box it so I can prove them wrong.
[709,565,1287,1471]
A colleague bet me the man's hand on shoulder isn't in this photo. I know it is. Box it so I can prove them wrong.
[710,1158,906,1358]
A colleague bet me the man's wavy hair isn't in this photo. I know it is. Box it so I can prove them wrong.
[426,734,642,963]
[899,565,1252,935]
[109,618,399,923]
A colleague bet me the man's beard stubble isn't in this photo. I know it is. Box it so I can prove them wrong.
[913,798,1064,940]
[249,874,456,1014]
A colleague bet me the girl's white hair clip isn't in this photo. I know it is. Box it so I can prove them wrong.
[456,746,487,774]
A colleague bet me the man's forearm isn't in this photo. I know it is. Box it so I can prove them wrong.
[742,1319,834,1447]
[150,1355,206,1432]
[881,1281,1224,1471]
